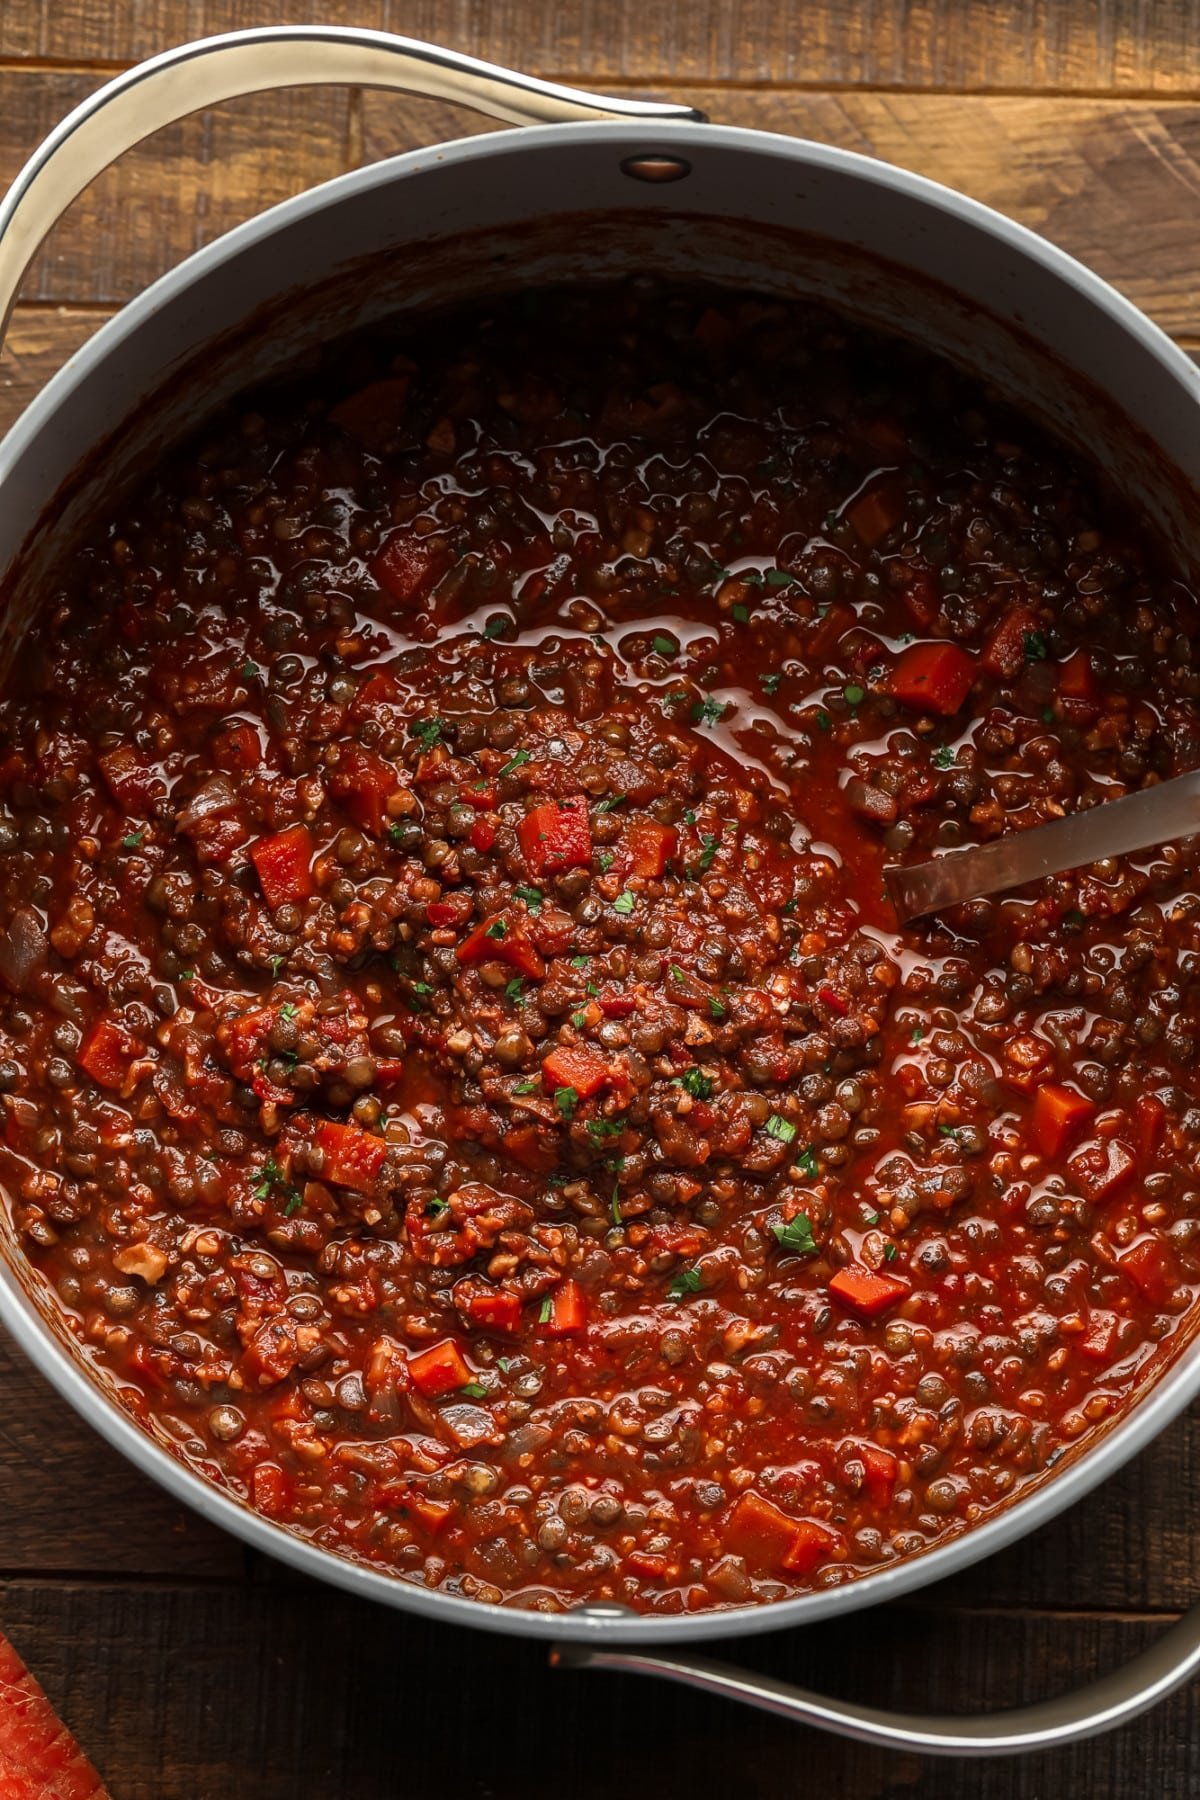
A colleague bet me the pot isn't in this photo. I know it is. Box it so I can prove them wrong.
[0,25,1198,1755]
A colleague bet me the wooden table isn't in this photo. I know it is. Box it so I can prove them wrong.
[2,3,1200,1793]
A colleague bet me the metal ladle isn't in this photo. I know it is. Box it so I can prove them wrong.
[884,768,1200,924]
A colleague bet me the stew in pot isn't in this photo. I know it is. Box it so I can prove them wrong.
[1,281,1198,1615]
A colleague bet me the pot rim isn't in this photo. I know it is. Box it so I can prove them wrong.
[2,117,1199,1645]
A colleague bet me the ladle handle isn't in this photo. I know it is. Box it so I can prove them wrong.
[552,1599,1200,1755]
[0,24,703,352]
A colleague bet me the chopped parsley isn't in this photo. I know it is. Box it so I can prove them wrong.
[815,709,832,732]
[513,884,543,913]
[240,659,261,682]
[732,603,750,623]
[408,717,444,749]
[708,994,728,1020]
[612,891,636,916]
[764,1113,797,1144]
[595,793,627,813]
[932,745,954,770]
[253,1155,302,1216]
[570,955,588,969]
[765,568,796,588]
[761,671,783,695]
[460,1381,489,1399]
[425,1197,449,1217]
[279,1002,297,1022]
[485,918,508,940]
[178,969,194,983]
[598,849,615,873]
[270,955,285,978]
[121,831,145,851]
[554,1086,580,1119]
[1024,630,1049,661]
[692,695,727,727]
[667,1266,703,1301]
[539,1296,553,1324]
[499,748,531,776]
[282,1193,303,1218]
[481,614,511,640]
[796,1144,819,1180]
[611,1187,622,1226]
[587,1117,623,1140]
[571,1009,588,1029]
[674,1067,714,1101]
[911,1024,924,1044]
[652,634,678,658]
[512,1078,538,1095]
[504,977,526,1002]
[883,1243,899,1262]
[843,683,865,707]
[772,1213,817,1255]
[938,1123,961,1139]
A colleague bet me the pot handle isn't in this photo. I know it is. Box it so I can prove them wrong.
[0,24,704,350]
[551,1598,1200,1755]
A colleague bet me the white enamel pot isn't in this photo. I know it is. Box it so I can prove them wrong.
[0,26,1198,1756]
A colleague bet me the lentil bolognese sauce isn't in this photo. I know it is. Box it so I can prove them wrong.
[2,280,1199,1616]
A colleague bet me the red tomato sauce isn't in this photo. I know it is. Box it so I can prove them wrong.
[0,281,1198,1616]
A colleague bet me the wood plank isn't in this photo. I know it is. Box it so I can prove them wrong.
[0,72,351,307]
[0,309,110,433]
[1,1578,1194,1800]
[360,87,1200,341]
[0,1332,241,1577]
[3,0,1200,92]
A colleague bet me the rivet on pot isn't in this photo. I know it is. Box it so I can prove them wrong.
[620,153,692,183]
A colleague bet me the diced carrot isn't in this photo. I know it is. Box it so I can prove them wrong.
[1134,1093,1166,1158]
[780,1519,843,1576]
[465,1288,523,1333]
[1068,1138,1136,1204]
[77,1017,138,1090]
[1057,649,1096,700]
[724,1490,802,1566]
[328,375,410,442]
[456,915,545,979]
[1030,1084,1095,1159]
[249,824,314,909]
[598,986,637,1018]
[251,1463,293,1518]
[828,1264,911,1320]
[327,744,399,836]
[408,1337,472,1398]
[96,744,166,811]
[542,1277,587,1337]
[518,796,592,876]
[371,532,441,607]
[1118,1238,1178,1307]
[843,1440,899,1506]
[845,480,905,547]
[981,604,1041,679]
[315,1119,387,1191]
[211,721,262,772]
[542,1044,610,1099]
[624,818,677,878]
[889,641,976,716]
[458,779,497,810]
[1078,1309,1121,1363]
[626,1550,671,1581]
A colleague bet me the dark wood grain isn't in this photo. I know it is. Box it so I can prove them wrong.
[1,4,1200,1796]
[3,0,1200,92]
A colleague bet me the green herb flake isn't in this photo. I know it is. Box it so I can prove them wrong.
[570,955,588,969]
[595,793,627,814]
[815,709,832,732]
[843,683,865,708]
[504,977,526,1002]
[240,660,261,682]
[911,1024,924,1044]
[178,969,195,983]
[121,831,145,851]
[674,1067,714,1101]
[732,604,750,623]
[282,1193,303,1218]
[1042,706,1055,724]
[460,1381,489,1399]
[764,1113,797,1144]
[512,1078,539,1095]
[1024,630,1050,662]
[693,696,727,728]
[766,568,796,588]
[652,634,677,658]
[497,1357,512,1374]
[425,1197,449,1217]
[279,1002,297,1022]
[612,891,636,916]
[513,884,543,913]
[408,717,444,749]
[571,1009,588,1029]
[796,1145,819,1180]
[554,1085,580,1120]
[611,1187,622,1226]
[670,965,685,984]
[481,615,511,640]
[708,994,728,1020]
[694,831,721,875]
[932,745,954,770]
[270,955,285,978]
[587,1117,623,1140]
[485,918,508,941]
[667,1266,703,1301]
[499,748,532,776]
[938,1123,960,1139]
[761,671,783,695]
[883,1243,899,1262]
[598,849,615,873]
[538,1296,553,1324]
[772,1212,817,1255]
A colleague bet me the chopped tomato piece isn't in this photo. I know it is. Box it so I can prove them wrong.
[542,1277,587,1337]
[1134,1093,1166,1158]
[845,480,904,547]
[780,1519,842,1576]
[1068,1138,1136,1204]
[249,824,314,909]
[1078,1309,1122,1363]
[408,1337,472,1398]
[626,1549,671,1581]
[1119,1238,1178,1307]
[96,744,166,811]
[890,641,976,716]
[981,604,1041,679]
[1030,1084,1095,1159]
[427,895,472,929]
[724,1490,802,1566]
[456,915,545,978]
[327,745,399,836]
[1057,648,1096,699]
[624,818,677,878]
[465,1288,522,1333]
[598,985,637,1018]
[828,1265,911,1319]
[518,796,592,876]
[77,1017,138,1090]
[542,1044,610,1099]
[843,1440,899,1505]
[469,818,497,854]
[211,721,262,772]
[315,1120,387,1191]
[370,532,441,607]
[458,779,497,810]
[251,1463,293,1518]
